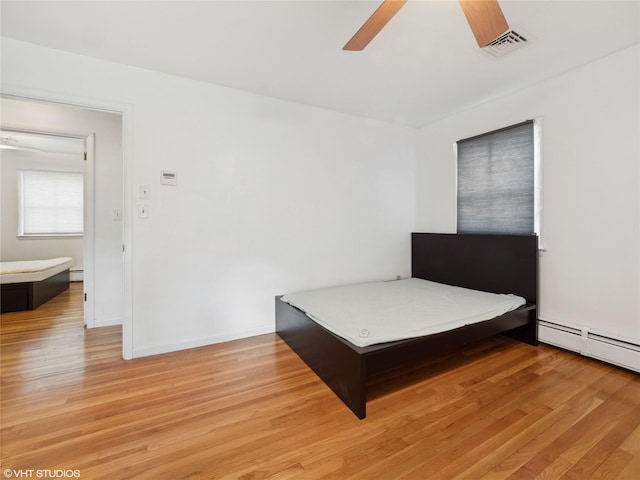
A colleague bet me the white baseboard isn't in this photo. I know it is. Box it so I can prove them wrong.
[93,317,123,328]
[539,317,640,373]
[132,324,275,358]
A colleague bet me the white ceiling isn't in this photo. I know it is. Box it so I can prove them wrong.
[1,1,638,127]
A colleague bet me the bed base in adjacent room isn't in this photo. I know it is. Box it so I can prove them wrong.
[276,233,538,419]
[1,269,70,313]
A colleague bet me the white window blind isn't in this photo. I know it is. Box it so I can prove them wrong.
[456,121,534,235]
[18,170,84,236]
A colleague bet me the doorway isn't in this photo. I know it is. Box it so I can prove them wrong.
[0,96,125,339]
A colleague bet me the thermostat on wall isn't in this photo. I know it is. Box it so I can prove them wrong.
[160,170,177,186]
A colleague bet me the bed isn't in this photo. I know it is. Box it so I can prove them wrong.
[1,257,73,313]
[275,233,538,419]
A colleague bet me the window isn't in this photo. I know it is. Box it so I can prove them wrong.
[456,120,540,235]
[18,170,84,237]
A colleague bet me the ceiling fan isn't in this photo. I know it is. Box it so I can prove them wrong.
[343,0,510,51]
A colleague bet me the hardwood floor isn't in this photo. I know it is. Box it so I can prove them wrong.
[1,283,639,479]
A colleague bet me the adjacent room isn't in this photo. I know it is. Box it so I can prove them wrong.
[0,129,84,313]
[0,98,124,326]
[1,1,638,478]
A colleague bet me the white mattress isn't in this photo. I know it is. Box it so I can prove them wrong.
[0,257,73,284]
[281,278,526,347]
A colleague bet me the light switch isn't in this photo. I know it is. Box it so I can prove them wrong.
[138,205,149,219]
[113,209,122,221]
[140,185,150,199]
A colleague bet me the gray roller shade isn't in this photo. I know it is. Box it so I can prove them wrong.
[457,121,534,235]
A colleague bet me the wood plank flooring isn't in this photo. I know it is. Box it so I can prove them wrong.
[1,283,639,479]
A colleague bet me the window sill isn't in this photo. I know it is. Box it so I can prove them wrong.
[18,234,84,240]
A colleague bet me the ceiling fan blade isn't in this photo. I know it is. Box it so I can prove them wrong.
[343,0,408,51]
[459,0,509,47]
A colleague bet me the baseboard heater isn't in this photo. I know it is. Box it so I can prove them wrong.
[539,319,640,373]
[70,269,83,282]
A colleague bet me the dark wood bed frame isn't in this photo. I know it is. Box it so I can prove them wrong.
[275,233,538,419]
[1,269,70,313]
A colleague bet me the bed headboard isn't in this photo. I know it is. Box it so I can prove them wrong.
[411,233,538,305]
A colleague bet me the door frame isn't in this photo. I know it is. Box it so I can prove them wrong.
[84,133,95,328]
[1,126,92,323]
[1,88,134,360]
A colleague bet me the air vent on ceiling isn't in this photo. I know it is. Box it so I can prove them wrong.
[482,30,527,57]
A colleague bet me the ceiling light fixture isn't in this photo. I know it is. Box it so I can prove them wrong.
[0,143,42,153]
[0,134,41,153]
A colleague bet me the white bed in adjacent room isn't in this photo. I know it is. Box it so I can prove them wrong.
[1,257,73,284]
[1,257,74,312]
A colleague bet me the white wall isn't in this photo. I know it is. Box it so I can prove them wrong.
[1,98,124,327]
[0,148,84,269]
[417,45,640,351]
[1,38,416,357]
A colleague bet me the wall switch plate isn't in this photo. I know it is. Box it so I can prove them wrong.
[138,205,149,219]
[113,209,122,221]
[140,185,150,199]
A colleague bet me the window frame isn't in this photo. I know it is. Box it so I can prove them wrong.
[454,118,543,243]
